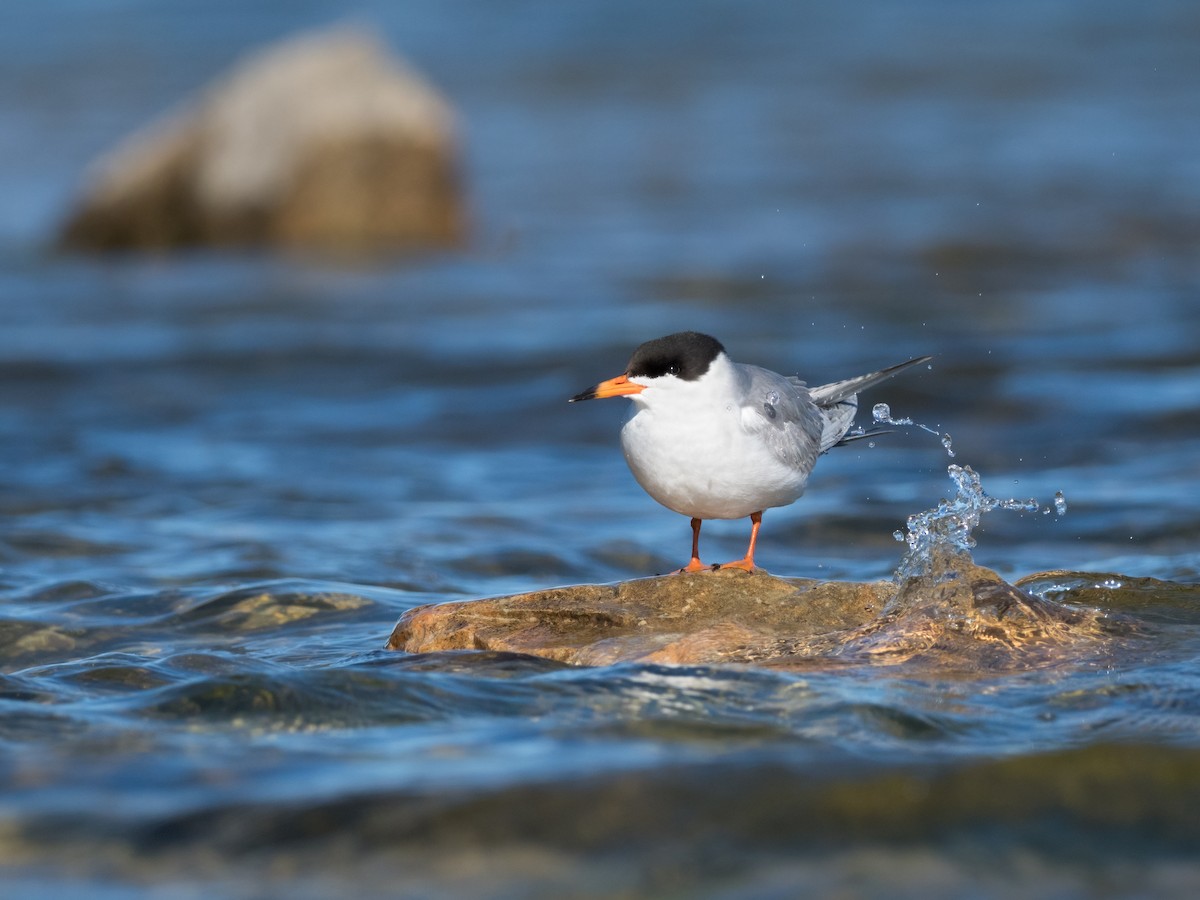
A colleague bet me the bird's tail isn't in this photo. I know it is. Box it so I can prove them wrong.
[808,356,932,407]
[810,356,932,452]
[833,427,893,447]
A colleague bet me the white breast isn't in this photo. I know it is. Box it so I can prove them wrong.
[618,358,811,519]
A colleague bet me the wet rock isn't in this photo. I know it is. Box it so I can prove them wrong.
[390,570,891,665]
[387,551,1113,669]
[59,27,465,255]
[831,548,1111,668]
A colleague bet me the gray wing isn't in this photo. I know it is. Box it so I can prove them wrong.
[815,392,859,452]
[808,355,933,451]
[736,365,825,473]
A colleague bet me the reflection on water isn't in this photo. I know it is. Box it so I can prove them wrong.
[2,0,1200,895]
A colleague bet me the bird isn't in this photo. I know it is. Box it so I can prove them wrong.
[570,331,931,573]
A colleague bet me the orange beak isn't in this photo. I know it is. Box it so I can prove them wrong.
[569,373,645,402]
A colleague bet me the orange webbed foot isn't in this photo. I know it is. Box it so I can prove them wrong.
[710,512,763,573]
[674,517,713,574]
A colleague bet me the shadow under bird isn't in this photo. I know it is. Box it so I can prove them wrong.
[571,331,931,573]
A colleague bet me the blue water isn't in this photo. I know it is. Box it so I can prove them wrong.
[2,1,1200,896]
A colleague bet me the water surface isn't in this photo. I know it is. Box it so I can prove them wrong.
[2,1,1199,896]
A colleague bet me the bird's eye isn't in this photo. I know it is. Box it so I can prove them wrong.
[667,364,679,375]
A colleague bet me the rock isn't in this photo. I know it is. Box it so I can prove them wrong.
[833,547,1109,667]
[59,27,465,255]
[387,550,1115,669]
[390,570,892,666]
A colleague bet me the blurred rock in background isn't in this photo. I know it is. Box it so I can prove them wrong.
[57,27,466,256]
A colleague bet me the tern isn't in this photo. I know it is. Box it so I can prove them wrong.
[571,331,930,573]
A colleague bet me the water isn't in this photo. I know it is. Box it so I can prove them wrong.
[872,401,956,458]
[894,464,1041,579]
[3,1,1200,896]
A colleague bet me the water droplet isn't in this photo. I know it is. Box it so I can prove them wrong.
[766,391,780,405]
[892,530,904,542]
[871,404,948,453]
[1054,491,1067,516]
[867,441,876,448]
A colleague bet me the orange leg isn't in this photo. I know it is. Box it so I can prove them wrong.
[716,511,763,571]
[678,517,710,573]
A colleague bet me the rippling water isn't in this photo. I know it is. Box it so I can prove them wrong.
[2,1,1200,896]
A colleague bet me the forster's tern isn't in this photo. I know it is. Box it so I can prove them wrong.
[571,331,930,572]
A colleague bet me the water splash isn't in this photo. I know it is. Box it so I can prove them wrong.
[870,405,1067,581]
[893,464,1046,581]
[872,403,955,458]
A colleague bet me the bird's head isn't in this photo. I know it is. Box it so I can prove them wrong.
[569,332,726,404]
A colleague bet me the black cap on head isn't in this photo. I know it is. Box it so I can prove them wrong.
[627,332,725,382]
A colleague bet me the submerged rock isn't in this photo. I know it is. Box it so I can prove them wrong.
[387,550,1115,670]
[59,27,465,255]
